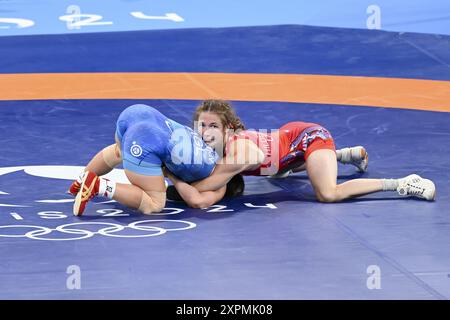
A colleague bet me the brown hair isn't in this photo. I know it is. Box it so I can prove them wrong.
[193,99,245,131]
[166,174,244,202]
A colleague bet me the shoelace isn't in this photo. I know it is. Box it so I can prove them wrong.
[81,178,99,201]
[406,182,425,195]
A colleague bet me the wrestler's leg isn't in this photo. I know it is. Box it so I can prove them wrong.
[306,149,382,202]
[84,143,122,176]
[68,143,121,195]
[306,149,436,202]
[73,169,166,216]
[276,145,367,176]
[114,170,166,214]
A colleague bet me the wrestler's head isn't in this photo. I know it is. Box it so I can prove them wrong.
[193,99,245,154]
[166,173,245,202]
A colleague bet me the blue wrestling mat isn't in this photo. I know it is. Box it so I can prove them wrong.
[0,24,449,300]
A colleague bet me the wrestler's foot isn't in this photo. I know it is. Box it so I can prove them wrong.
[73,171,100,216]
[337,146,368,173]
[68,173,83,196]
[397,174,436,201]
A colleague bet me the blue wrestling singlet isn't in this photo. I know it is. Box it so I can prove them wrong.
[115,104,219,182]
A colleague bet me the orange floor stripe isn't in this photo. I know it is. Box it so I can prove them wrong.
[1,72,449,112]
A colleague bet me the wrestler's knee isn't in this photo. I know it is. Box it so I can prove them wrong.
[315,187,339,203]
[102,144,122,168]
[138,190,165,214]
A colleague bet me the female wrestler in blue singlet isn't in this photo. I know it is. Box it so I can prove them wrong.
[69,104,222,216]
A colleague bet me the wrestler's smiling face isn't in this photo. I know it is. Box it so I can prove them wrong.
[196,112,225,152]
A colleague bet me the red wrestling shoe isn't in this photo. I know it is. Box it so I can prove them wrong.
[68,172,85,196]
[68,179,81,196]
[73,171,100,216]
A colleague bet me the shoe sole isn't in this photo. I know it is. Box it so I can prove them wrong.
[73,172,89,216]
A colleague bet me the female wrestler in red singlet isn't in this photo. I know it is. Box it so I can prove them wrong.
[166,100,435,208]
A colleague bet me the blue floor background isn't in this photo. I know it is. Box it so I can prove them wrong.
[1,25,449,80]
[0,98,449,299]
[0,24,449,299]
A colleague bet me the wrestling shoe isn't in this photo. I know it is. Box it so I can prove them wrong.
[68,178,82,196]
[338,146,368,172]
[397,174,436,201]
[73,171,100,216]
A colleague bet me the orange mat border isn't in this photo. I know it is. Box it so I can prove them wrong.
[1,72,449,112]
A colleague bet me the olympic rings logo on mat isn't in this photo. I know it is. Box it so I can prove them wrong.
[0,220,196,241]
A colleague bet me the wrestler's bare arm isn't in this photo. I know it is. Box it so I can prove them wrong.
[193,139,264,192]
[166,171,226,208]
